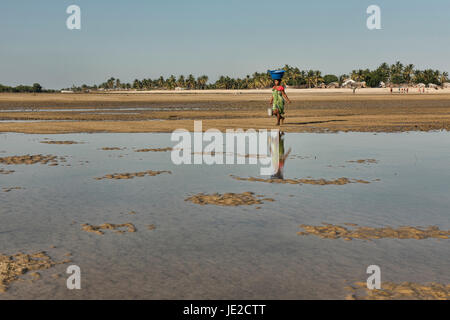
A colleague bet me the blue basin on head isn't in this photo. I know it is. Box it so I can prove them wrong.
[270,70,285,80]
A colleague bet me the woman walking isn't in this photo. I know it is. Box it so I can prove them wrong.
[269,78,291,126]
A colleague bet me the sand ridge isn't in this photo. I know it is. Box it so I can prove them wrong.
[40,140,81,145]
[347,159,379,164]
[230,175,372,185]
[81,223,137,235]
[100,147,125,151]
[346,281,450,300]
[185,192,275,206]
[2,187,23,192]
[297,223,450,241]
[0,251,70,293]
[94,170,171,180]
[0,154,66,166]
[135,147,173,153]
[0,168,14,174]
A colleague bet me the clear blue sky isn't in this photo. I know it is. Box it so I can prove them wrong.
[1,0,449,89]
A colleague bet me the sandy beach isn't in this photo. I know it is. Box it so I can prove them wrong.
[1,89,450,134]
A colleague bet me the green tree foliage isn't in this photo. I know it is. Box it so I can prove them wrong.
[323,74,338,85]
[0,83,51,92]
[32,83,42,92]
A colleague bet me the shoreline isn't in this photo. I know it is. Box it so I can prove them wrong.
[1,91,450,134]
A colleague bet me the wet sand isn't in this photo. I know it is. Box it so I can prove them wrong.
[1,92,450,133]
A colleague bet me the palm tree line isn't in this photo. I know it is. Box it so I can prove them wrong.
[347,62,449,88]
[60,61,447,92]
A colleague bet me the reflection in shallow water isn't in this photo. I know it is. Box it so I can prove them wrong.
[268,131,291,180]
[0,132,449,299]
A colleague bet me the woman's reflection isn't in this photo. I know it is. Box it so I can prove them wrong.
[269,131,291,180]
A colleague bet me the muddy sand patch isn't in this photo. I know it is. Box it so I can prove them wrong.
[0,168,14,175]
[0,251,70,293]
[297,223,450,241]
[346,281,449,300]
[347,159,379,164]
[0,154,66,166]
[2,187,23,193]
[185,192,274,206]
[231,175,372,185]
[40,140,82,145]
[94,170,171,180]
[100,147,125,151]
[135,147,173,153]
[191,152,268,159]
[81,223,137,235]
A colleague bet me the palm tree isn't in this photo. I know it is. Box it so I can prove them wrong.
[422,69,436,84]
[197,75,209,89]
[157,76,165,89]
[376,63,390,83]
[106,77,115,89]
[167,75,176,90]
[403,64,415,85]
[351,69,365,82]
[313,70,324,87]
[390,61,404,84]
[186,74,196,89]
[306,70,315,88]
[440,72,448,86]
[132,79,141,90]
[413,70,423,84]
[177,75,186,88]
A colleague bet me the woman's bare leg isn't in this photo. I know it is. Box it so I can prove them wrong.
[274,110,281,125]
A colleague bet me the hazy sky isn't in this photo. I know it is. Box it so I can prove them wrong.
[1,0,449,89]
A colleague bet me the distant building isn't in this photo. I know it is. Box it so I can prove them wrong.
[327,82,340,88]
[342,79,366,88]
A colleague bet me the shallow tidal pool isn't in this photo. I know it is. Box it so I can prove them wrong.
[0,131,449,299]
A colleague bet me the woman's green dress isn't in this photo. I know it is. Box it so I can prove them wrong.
[272,87,285,115]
